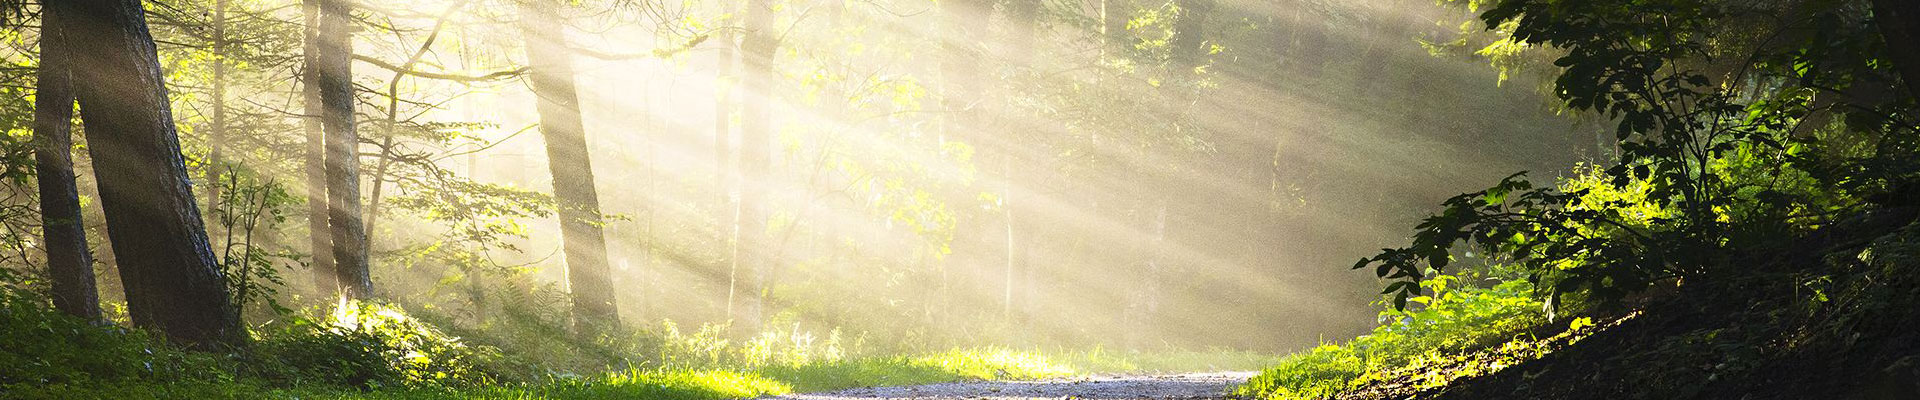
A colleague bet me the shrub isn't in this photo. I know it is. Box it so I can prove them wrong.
[1236,270,1543,399]
[0,271,228,387]
[248,301,500,389]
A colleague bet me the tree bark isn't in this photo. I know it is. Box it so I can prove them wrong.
[318,0,370,300]
[34,0,101,321]
[519,0,619,332]
[736,0,777,332]
[301,0,335,296]
[204,0,228,224]
[66,0,241,348]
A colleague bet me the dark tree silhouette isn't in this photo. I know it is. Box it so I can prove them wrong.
[33,0,99,321]
[65,0,240,348]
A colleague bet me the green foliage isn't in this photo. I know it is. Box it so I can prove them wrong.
[247,301,502,389]
[0,273,228,387]
[1236,270,1544,399]
[1362,0,1920,312]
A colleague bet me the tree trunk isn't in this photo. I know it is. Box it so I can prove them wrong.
[713,22,739,321]
[1004,0,1040,325]
[318,0,370,300]
[66,0,241,348]
[34,0,100,321]
[204,0,228,224]
[519,0,619,332]
[301,0,335,296]
[736,0,777,332]
[1873,0,1920,101]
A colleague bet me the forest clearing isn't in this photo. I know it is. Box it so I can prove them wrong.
[3,0,1920,398]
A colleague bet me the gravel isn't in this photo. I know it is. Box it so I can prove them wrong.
[766,372,1256,400]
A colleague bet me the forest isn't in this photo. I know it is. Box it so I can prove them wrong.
[0,0,1917,398]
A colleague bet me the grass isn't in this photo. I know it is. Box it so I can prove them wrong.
[1233,273,1551,400]
[0,274,1273,400]
[2,346,1269,399]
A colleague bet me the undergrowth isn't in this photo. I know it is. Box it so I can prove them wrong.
[0,273,1265,399]
[1234,267,1553,400]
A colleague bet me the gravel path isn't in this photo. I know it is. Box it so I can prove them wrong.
[767,372,1255,400]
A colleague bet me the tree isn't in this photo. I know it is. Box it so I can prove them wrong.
[735,0,777,332]
[713,5,738,319]
[204,0,230,220]
[302,0,335,295]
[1001,0,1041,326]
[317,0,370,299]
[1363,0,1920,311]
[520,0,619,331]
[33,0,99,321]
[65,0,241,348]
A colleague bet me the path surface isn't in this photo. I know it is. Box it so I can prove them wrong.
[768,372,1255,400]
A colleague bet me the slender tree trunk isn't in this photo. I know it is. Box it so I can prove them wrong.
[67,0,241,348]
[713,23,739,321]
[301,0,336,296]
[205,0,228,225]
[34,0,100,321]
[1003,0,1041,324]
[318,0,370,300]
[519,0,619,332]
[736,0,777,332]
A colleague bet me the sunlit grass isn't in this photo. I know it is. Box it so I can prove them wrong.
[1,345,1259,399]
[1234,274,1548,400]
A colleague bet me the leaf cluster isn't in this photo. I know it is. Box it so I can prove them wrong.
[1361,0,1920,312]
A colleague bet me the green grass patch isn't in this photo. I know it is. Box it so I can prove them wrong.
[1234,273,1547,399]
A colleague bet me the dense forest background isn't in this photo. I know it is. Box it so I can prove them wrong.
[9,0,1920,398]
[0,0,1589,351]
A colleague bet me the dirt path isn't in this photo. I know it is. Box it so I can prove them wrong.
[767,372,1255,400]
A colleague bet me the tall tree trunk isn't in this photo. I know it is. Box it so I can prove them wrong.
[318,0,370,299]
[204,0,228,224]
[1873,0,1920,101]
[519,0,619,332]
[1003,0,1041,325]
[34,0,100,321]
[66,0,241,348]
[736,0,777,332]
[301,0,336,296]
[713,21,739,321]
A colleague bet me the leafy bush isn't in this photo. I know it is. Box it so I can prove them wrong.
[0,271,229,387]
[1367,0,1920,315]
[1236,270,1544,399]
[248,301,500,389]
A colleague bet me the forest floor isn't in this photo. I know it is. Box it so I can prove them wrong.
[765,372,1254,400]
